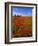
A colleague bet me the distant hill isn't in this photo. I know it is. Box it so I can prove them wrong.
[13,15,22,17]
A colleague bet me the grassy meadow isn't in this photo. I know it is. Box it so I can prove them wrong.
[11,15,32,38]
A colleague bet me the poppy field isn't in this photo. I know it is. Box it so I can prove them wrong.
[11,15,32,38]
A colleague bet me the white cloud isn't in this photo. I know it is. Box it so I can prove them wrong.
[13,12,29,16]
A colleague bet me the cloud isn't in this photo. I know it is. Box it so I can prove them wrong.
[13,12,31,16]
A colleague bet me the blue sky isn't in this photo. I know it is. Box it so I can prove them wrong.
[11,6,33,16]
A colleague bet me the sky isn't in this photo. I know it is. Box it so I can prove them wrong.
[11,6,33,16]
